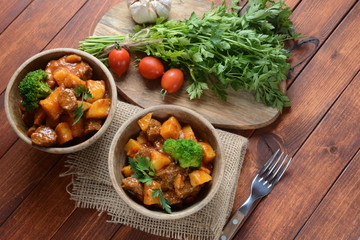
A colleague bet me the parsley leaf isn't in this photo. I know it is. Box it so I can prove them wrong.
[152,188,172,214]
[129,156,156,185]
[72,85,93,126]
[73,103,84,126]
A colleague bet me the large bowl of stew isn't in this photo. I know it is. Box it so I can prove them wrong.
[5,48,117,154]
[108,105,224,220]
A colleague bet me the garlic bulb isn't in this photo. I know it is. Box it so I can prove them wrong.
[127,0,171,24]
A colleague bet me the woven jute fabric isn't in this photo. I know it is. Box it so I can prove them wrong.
[63,101,248,240]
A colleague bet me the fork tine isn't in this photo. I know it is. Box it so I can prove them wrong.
[266,152,284,177]
[268,154,288,182]
[272,156,293,186]
[258,149,280,176]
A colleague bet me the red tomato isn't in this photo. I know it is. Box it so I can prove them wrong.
[138,56,164,80]
[161,69,184,93]
[108,48,130,77]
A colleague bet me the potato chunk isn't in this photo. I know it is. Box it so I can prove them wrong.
[61,114,84,138]
[189,170,212,187]
[137,112,153,131]
[86,80,106,103]
[143,181,161,205]
[160,116,181,140]
[199,142,216,164]
[65,54,81,63]
[77,101,92,111]
[150,150,172,171]
[181,125,197,141]
[39,86,64,120]
[85,99,110,119]
[124,139,142,157]
[55,122,73,145]
[121,165,134,178]
[53,68,86,88]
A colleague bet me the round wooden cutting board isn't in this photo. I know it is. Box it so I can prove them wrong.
[93,0,282,130]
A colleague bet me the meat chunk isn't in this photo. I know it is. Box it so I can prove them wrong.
[136,147,153,159]
[175,178,201,199]
[22,110,34,127]
[58,88,77,112]
[156,163,186,191]
[31,126,57,147]
[84,119,102,135]
[121,177,143,201]
[45,55,93,85]
[146,119,161,143]
[163,190,183,205]
[27,126,37,137]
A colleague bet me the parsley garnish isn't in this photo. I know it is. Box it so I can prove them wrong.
[152,188,172,214]
[129,156,156,185]
[72,84,92,125]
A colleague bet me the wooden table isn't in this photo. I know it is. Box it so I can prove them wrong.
[0,0,359,239]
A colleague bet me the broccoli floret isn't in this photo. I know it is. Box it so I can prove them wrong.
[18,69,52,111]
[163,138,204,168]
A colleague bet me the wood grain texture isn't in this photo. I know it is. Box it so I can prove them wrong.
[295,150,360,240]
[112,225,168,240]
[0,140,61,225]
[51,208,121,240]
[0,0,32,33]
[286,0,357,84]
[0,157,74,240]
[234,17,360,237]
[0,0,358,239]
[0,0,87,94]
[232,0,359,211]
[0,93,18,159]
[93,0,282,130]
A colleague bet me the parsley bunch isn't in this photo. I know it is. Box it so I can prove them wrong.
[79,0,299,111]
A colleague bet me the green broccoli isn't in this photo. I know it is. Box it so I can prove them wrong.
[162,138,204,168]
[18,69,52,111]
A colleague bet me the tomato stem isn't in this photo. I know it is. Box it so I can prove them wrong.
[160,89,167,99]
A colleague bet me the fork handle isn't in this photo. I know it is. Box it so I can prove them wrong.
[220,211,246,240]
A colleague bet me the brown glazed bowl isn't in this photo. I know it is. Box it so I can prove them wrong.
[5,48,117,154]
[108,105,224,220]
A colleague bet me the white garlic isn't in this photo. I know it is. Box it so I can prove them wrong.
[127,0,172,24]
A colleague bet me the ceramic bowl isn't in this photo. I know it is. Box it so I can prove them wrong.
[108,105,224,220]
[5,48,117,154]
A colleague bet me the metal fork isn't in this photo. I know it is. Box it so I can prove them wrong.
[220,149,293,240]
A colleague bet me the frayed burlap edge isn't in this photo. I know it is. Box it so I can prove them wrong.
[61,101,248,240]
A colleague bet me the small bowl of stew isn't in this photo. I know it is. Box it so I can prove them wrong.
[5,48,117,154]
[108,105,224,220]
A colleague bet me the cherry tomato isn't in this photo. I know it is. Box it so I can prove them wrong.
[161,69,184,93]
[108,48,130,77]
[138,56,164,80]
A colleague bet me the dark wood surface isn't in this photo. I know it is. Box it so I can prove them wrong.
[0,0,359,239]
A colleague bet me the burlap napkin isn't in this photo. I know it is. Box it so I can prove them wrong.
[62,100,248,240]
